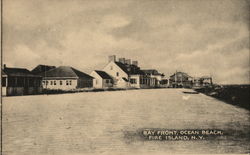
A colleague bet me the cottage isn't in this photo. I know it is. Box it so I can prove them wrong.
[2,65,42,96]
[41,66,93,90]
[103,55,156,88]
[90,70,113,88]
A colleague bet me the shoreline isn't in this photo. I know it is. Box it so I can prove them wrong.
[194,85,250,110]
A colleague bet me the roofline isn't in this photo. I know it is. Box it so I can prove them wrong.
[110,61,128,76]
[4,67,29,70]
[43,77,78,79]
[3,74,42,78]
[36,64,56,67]
[93,70,113,79]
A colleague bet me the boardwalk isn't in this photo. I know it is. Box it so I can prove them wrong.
[2,89,250,154]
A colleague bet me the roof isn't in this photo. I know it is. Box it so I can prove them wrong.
[141,69,163,76]
[122,77,129,82]
[95,70,112,79]
[31,65,56,75]
[114,62,145,75]
[201,76,212,79]
[3,67,41,77]
[43,66,93,79]
[170,72,192,78]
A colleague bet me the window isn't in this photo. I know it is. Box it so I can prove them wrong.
[60,81,63,85]
[2,77,6,87]
[43,80,47,85]
[130,78,137,84]
[69,80,72,85]
[66,81,69,85]
[116,72,119,77]
[96,80,98,84]
[50,81,53,85]
[110,66,113,70]
[46,81,48,85]
[54,81,56,85]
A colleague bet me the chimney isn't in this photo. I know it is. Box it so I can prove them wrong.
[119,58,126,64]
[125,59,131,65]
[108,55,116,62]
[132,61,138,66]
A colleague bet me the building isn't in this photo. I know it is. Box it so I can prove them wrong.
[192,77,203,88]
[102,55,156,88]
[141,69,168,87]
[169,71,193,88]
[2,65,42,96]
[41,66,93,90]
[200,76,213,86]
[90,70,113,88]
[193,76,213,88]
[31,64,56,76]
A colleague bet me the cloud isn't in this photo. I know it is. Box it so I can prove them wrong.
[5,45,40,69]
[3,0,250,84]
[102,15,131,29]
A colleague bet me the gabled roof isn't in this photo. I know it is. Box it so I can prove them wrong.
[95,70,112,79]
[43,66,93,79]
[31,64,56,75]
[3,67,41,77]
[114,62,144,75]
[122,77,129,82]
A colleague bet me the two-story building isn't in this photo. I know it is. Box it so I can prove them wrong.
[193,76,213,88]
[102,55,156,88]
[141,69,168,87]
[169,71,193,88]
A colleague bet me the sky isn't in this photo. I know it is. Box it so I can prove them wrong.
[3,0,250,84]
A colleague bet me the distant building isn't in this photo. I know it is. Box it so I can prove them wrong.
[41,66,93,90]
[2,65,42,96]
[193,77,203,87]
[103,55,156,88]
[31,64,56,76]
[201,76,213,86]
[141,69,168,87]
[90,70,113,88]
[169,71,193,88]
[193,76,213,88]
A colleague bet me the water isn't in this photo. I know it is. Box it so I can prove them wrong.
[2,89,250,154]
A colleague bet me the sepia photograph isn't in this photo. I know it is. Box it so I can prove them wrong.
[1,0,250,154]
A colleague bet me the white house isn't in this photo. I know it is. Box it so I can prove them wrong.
[103,55,156,88]
[90,70,113,88]
[41,66,93,90]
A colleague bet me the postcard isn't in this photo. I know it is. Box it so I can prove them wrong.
[1,0,249,154]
